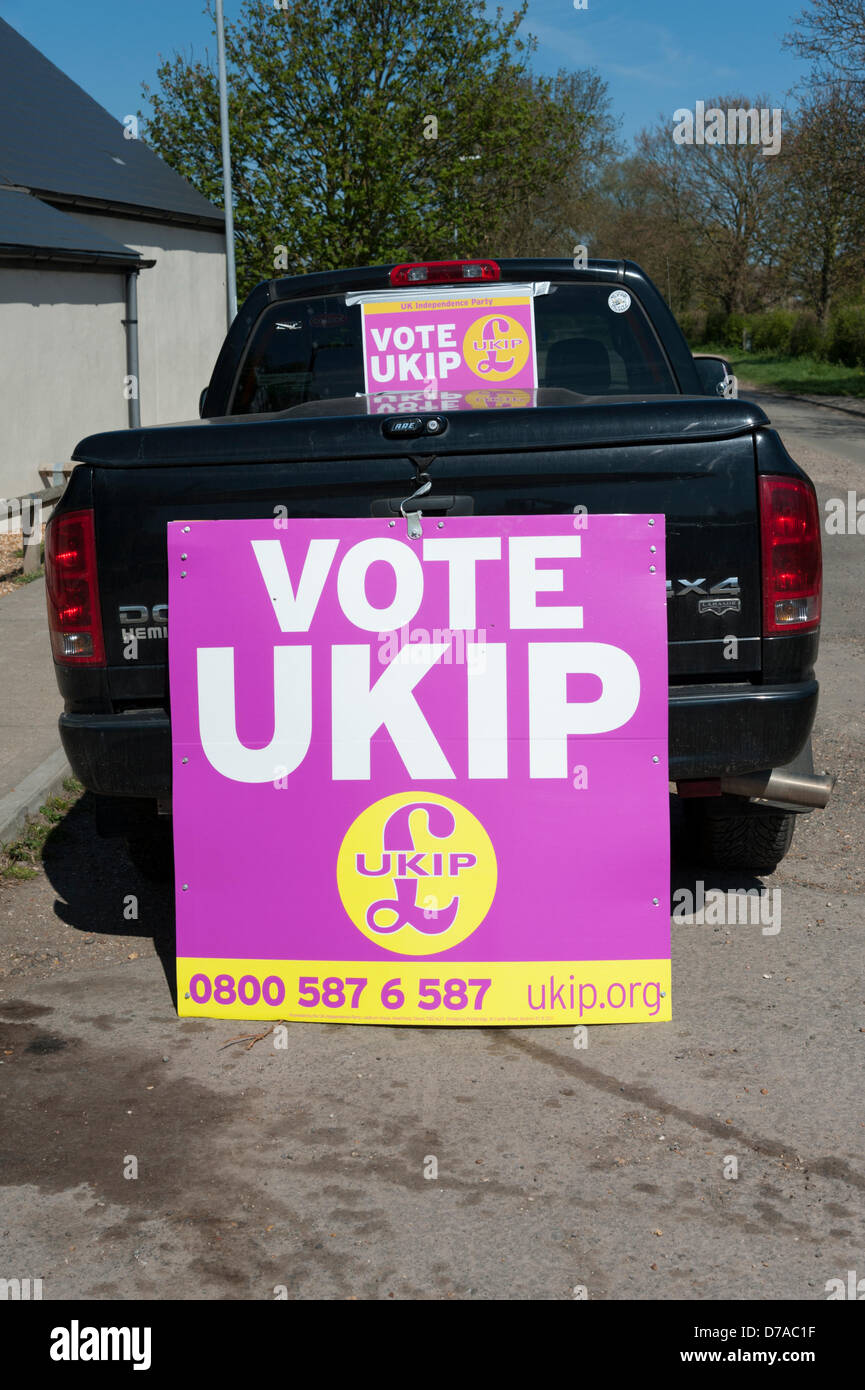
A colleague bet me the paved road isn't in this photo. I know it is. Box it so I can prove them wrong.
[742,384,865,469]
[0,392,862,1301]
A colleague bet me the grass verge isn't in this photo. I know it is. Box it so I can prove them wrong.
[0,778,82,882]
[7,565,45,587]
[693,345,865,398]
[0,539,45,594]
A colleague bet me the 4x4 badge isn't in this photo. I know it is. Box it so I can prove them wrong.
[666,577,740,598]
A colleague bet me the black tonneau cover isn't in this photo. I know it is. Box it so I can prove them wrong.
[73,396,769,469]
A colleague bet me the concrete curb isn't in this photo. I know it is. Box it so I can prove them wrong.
[0,747,72,849]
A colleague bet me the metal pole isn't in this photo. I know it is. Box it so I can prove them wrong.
[125,269,141,429]
[216,0,237,326]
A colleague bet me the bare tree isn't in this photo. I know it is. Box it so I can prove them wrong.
[785,0,865,85]
[596,100,786,315]
[771,83,865,319]
[584,152,707,313]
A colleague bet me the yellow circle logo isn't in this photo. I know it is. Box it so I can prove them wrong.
[336,792,497,956]
[463,314,530,383]
[464,388,532,409]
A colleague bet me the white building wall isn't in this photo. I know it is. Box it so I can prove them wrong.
[71,214,227,428]
[0,215,226,503]
[0,267,127,503]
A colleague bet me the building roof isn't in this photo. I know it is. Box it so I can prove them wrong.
[0,189,142,266]
[0,17,224,229]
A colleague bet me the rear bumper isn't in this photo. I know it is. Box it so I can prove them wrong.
[61,708,172,800]
[668,679,817,779]
[59,679,818,802]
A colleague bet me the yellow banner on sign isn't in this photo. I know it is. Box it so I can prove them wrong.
[177,958,671,1025]
[360,292,533,315]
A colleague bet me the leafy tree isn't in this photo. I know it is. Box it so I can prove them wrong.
[498,68,622,258]
[142,0,614,298]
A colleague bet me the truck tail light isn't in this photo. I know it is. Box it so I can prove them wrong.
[759,474,821,634]
[45,508,106,664]
[389,260,500,287]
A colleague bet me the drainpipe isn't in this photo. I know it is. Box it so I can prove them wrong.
[216,0,238,326]
[124,268,141,428]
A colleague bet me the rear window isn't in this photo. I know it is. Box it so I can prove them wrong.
[229,282,677,414]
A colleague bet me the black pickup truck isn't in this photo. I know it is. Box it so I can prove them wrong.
[45,257,832,878]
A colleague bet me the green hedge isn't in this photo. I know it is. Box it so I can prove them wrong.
[788,311,823,358]
[750,310,795,353]
[825,306,865,367]
[677,309,706,343]
[683,304,865,366]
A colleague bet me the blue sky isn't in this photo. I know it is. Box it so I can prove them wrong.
[0,0,810,145]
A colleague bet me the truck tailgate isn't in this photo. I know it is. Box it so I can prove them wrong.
[76,398,765,704]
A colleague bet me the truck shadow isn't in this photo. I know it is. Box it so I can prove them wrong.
[39,793,776,1007]
[669,795,776,923]
[40,792,177,1005]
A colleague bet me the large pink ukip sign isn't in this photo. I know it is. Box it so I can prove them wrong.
[168,514,671,1025]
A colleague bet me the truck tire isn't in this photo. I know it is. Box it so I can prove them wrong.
[686,799,796,874]
[124,822,174,883]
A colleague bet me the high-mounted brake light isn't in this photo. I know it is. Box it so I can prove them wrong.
[759,474,822,634]
[389,259,500,287]
[45,508,106,664]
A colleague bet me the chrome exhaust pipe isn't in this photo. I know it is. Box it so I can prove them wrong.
[719,769,836,810]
